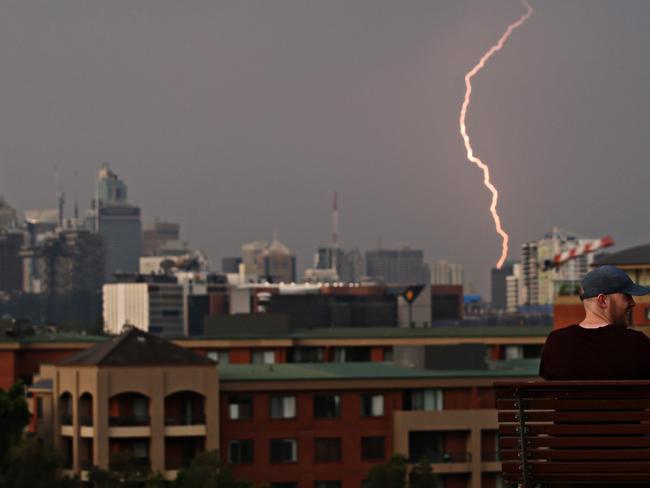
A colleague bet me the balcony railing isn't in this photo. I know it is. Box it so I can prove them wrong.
[481,450,500,462]
[80,415,93,426]
[110,458,150,471]
[109,415,151,427]
[164,414,206,426]
[409,452,472,463]
[60,415,73,426]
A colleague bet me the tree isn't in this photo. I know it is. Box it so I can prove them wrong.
[0,436,79,488]
[365,455,408,488]
[174,450,251,488]
[0,382,30,463]
[409,457,440,488]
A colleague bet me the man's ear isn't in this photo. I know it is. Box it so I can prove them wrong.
[596,294,608,308]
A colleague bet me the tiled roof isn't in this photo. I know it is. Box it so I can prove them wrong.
[57,327,214,366]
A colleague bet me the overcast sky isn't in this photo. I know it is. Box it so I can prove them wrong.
[0,0,648,296]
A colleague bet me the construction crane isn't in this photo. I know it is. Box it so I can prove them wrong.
[543,234,615,270]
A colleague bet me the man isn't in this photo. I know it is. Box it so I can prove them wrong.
[540,265,650,380]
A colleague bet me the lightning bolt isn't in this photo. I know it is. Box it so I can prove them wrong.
[459,0,533,269]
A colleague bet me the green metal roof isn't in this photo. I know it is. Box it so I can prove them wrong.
[218,360,540,382]
[182,325,552,341]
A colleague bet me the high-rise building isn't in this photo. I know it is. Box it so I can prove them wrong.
[365,247,429,285]
[431,260,464,286]
[142,221,188,257]
[99,205,142,280]
[506,263,522,313]
[21,228,104,297]
[241,241,267,276]
[103,278,184,336]
[97,163,128,206]
[91,165,142,281]
[316,247,364,283]
[0,229,24,294]
[0,196,18,229]
[490,261,515,309]
[256,239,296,283]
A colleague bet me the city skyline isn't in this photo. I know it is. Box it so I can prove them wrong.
[0,0,648,296]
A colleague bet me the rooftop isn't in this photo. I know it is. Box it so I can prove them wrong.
[57,327,214,367]
[596,244,650,266]
[218,359,540,382]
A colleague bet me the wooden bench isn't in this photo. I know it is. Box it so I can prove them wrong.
[495,380,650,486]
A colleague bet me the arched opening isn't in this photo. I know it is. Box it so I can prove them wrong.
[108,392,150,426]
[164,391,206,426]
[59,392,73,426]
[79,392,93,426]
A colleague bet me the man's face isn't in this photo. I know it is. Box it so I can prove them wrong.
[606,293,635,327]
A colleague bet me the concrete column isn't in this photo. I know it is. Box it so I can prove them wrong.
[205,367,219,451]
[95,370,110,469]
[72,371,80,472]
[149,370,165,472]
[469,426,482,488]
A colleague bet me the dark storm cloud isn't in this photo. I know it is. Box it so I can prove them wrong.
[0,0,648,295]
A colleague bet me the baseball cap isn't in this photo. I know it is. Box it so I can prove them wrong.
[580,265,650,299]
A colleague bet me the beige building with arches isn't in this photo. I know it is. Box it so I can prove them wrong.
[29,327,219,479]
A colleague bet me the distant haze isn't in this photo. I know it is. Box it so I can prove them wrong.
[1,0,648,296]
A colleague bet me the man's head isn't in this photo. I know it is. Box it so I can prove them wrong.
[580,265,650,327]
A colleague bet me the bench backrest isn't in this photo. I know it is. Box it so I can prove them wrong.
[495,380,650,486]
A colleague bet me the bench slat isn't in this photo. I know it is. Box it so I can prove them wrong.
[498,410,650,422]
[499,436,650,448]
[500,423,650,435]
[502,460,650,473]
[501,448,650,460]
[496,388,650,400]
[496,398,650,410]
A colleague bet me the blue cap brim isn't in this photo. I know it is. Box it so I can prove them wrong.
[625,283,650,296]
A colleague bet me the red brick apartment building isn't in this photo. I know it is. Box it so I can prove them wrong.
[25,328,539,488]
[0,325,549,389]
[218,362,537,488]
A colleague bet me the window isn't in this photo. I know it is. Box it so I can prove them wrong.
[162,309,181,317]
[270,395,296,419]
[315,482,341,488]
[228,440,254,464]
[408,431,446,463]
[331,347,370,363]
[252,350,276,364]
[314,394,340,418]
[314,438,341,462]
[288,347,324,363]
[361,394,384,417]
[361,437,385,461]
[207,351,229,364]
[228,396,253,420]
[383,348,394,362]
[404,389,443,411]
[36,397,43,419]
[270,439,298,463]
[271,484,297,488]
[133,440,149,461]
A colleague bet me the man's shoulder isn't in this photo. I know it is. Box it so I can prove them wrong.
[546,324,580,339]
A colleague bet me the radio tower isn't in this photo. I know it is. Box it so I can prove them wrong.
[331,191,339,274]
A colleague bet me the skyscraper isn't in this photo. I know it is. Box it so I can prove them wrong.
[431,260,464,286]
[256,239,296,283]
[93,164,142,281]
[365,247,429,285]
[491,261,515,309]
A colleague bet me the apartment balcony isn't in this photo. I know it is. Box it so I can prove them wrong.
[108,415,152,437]
[164,391,207,437]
